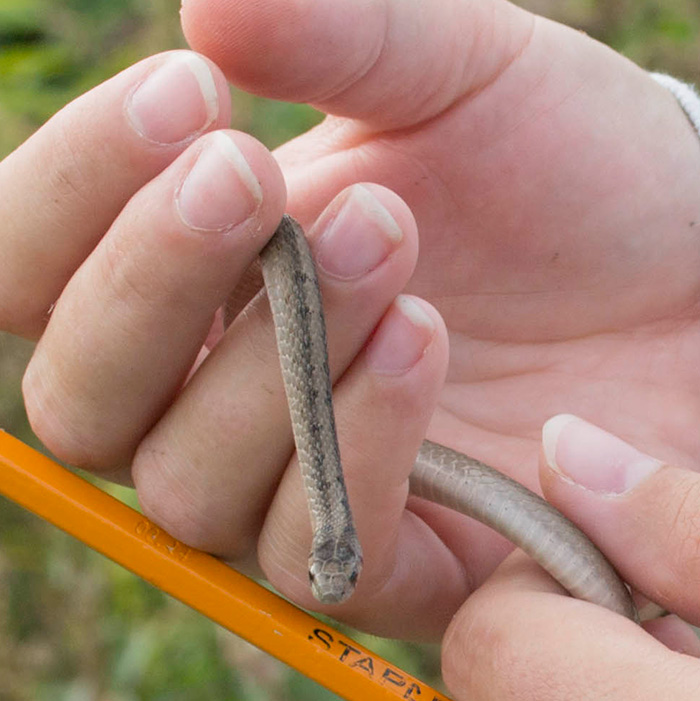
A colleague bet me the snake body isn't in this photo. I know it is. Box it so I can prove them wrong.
[261,215,362,603]
[261,215,637,622]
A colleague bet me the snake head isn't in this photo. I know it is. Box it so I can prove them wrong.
[308,532,363,604]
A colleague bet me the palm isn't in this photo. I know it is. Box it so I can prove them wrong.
[274,18,700,492]
[183,3,700,609]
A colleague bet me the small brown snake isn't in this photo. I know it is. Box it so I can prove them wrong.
[260,214,638,622]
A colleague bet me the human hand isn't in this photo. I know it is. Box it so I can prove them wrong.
[3,50,297,483]
[171,0,700,636]
[4,47,440,633]
[443,414,700,700]
[13,0,700,641]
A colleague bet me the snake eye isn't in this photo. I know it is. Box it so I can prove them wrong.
[348,570,358,585]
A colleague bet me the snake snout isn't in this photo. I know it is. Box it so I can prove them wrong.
[308,535,363,604]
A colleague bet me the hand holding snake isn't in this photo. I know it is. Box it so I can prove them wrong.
[4,0,699,646]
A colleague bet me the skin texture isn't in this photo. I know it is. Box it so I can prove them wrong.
[180,0,700,633]
[441,417,700,700]
[1,0,698,652]
[262,216,635,617]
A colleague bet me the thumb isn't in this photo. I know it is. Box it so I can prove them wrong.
[181,0,534,128]
[540,414,700,624]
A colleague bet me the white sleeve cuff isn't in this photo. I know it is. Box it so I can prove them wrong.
[650,72,700,138]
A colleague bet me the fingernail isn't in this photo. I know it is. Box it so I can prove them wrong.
[315,185,402,279]
[176,132,262,231]
[127,52,218,144]
[366,296,435,375]
[542,414,662,494]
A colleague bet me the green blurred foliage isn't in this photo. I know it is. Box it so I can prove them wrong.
[0,0,698,699]
[0,0,322,158]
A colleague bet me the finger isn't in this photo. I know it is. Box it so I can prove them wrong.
[181,0,533,128]
[442,552,700,701]
[132,184,419,559]
[644,616,700,657]
[540,414,700,625]
[258,295,457,636]
[0,50,230,338]
[23,130,286,480]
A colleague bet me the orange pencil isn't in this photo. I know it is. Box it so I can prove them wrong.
[0,430,449,701]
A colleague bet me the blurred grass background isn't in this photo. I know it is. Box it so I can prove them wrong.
[0,1,698,699]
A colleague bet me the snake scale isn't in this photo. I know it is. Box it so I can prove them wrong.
[260,214,637,622]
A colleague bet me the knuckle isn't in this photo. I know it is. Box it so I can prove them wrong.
[442,595,513,698]
[100,233,162,313]
[442,593,582,701]
[97,214,190,327]
[46,112,104,212]
[22,361,104,469]
[0,233,54,340]
[133,446,236,556]
[652,471,700,604]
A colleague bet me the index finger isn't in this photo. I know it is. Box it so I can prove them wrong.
[0,50,230,338]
